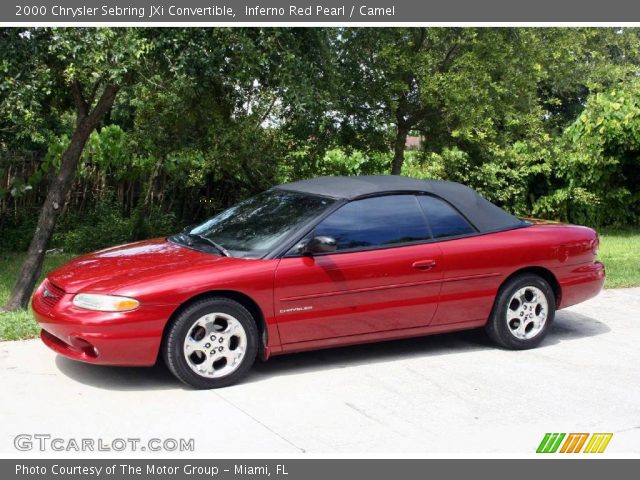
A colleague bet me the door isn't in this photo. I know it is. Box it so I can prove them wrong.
[274,195,444,344]
[414,194,500,326]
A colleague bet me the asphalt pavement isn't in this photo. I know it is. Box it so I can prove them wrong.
[1,288,639,455]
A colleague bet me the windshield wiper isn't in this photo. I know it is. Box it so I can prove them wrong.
[172,232,230,257]
[184,233,230,257]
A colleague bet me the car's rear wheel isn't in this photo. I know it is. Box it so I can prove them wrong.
[162,297,258,388]
[486,273,555,349]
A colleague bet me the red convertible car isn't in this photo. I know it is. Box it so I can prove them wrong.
[33,176,605,388]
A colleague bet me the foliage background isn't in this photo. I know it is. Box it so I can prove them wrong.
[1,27,640,254]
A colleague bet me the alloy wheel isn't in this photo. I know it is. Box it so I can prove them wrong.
[506,286,548,340]
[183,313,248,378]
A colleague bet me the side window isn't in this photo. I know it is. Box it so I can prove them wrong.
[417,195,475,238]
[313,195,431,251]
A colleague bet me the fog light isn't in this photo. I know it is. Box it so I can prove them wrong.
[69,337,98,357]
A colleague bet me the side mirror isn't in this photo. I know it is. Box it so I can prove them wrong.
[302,236,337,255]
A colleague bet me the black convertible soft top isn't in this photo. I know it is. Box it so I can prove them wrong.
[276,175,526,234]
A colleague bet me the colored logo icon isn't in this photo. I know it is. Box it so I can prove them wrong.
[536,433,613,453]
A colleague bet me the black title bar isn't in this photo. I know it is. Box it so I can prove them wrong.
[3,0,640,23]
[4,459,640,480]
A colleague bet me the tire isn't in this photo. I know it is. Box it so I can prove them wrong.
[485,273,556,350]
[162,297,259,389]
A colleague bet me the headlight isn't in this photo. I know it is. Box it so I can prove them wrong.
[72,293,140,312]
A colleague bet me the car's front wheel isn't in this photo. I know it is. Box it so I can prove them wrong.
[486,273,555,349]
[162,297,259,388]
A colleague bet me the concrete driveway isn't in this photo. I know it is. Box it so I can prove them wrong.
[1,288,639,455]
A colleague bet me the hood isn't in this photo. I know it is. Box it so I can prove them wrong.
[47,238,232,294]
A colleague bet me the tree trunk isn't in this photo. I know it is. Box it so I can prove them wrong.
[132,157,164,241]
[2,83,119,312]
[391,123,410,175]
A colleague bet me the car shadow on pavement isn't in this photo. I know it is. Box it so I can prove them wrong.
[545,309,612,345]
[53,309,609,390]
[54,356,181,391]
[247,309,610,383]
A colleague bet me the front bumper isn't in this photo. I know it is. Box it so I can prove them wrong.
[32,281,177,366]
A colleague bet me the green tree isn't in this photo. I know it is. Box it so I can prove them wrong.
[535,79,640,225]
[335,28,640,176]
[2,28,150,311]
[122,28,337,224]
[336,28,545,173]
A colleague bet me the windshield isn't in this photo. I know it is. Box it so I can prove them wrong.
[173,189,335,258]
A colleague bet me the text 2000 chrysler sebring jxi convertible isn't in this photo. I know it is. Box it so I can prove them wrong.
[33,176,605,388]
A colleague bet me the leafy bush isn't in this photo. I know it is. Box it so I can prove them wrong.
[50,197,179,254]
[402,143,553,217]
[316,149,388,176]
[51,198,135,253]
[280,147,389,182]
[533,80,640,226]
[0,209,40,251]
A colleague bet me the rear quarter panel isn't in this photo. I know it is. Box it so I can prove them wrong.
[432,224,601,326]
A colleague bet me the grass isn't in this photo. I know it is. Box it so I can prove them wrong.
[598,228,640,288]
[0,227,638,341]
[0,251,75,341]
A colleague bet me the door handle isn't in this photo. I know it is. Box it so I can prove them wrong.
[412,259,437,270]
